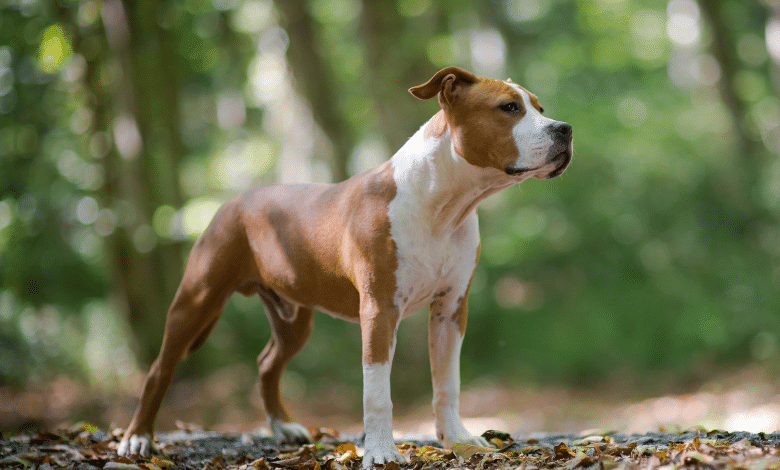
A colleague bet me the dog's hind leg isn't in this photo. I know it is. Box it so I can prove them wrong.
[119,204,250,457]
[119,273,236,456]
[256,288,315,444]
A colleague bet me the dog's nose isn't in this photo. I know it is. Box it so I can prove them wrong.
[548,122,572,141]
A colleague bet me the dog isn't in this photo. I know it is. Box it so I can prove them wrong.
[118,66,572,467]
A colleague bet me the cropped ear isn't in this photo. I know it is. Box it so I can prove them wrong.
[408,67,479,102]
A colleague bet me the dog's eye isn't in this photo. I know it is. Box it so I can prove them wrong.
[498,102,521,114]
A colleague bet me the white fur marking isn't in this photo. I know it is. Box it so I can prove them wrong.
[362,361,405,467]
[118,433,157,458]
[269,418,311,443]
[430,304,491,448]
[388,120,500,318]
[507,86,558,173]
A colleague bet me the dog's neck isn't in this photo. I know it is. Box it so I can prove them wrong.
[389,112,517,236]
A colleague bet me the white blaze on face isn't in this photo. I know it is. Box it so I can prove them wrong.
[506,84,557,170]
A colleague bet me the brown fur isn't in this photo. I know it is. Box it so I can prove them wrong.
[122,162,399,440]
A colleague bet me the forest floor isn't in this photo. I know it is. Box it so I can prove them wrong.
[2,425,780,469]
[2,366,780,469]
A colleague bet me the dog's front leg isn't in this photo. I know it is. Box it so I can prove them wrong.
[359,298,405,468]
[429,291,491,449]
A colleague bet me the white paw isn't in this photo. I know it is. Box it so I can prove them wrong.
[455,433,492,448]
[362,442,405,468]
[117,433,158,457]
[270,419,311,444]
[439,426,492,449]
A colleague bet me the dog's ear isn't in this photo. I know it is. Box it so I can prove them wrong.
[408,67,478,103]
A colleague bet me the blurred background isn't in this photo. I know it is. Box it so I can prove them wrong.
[1,0,780,438]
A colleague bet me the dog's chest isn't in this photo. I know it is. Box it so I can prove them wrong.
[388,206,480,317]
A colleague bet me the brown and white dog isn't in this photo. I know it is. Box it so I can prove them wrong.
[118,67,572,467]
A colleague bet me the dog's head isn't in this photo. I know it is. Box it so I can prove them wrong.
[410,67,572,180]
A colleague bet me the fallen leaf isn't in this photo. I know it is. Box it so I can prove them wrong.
[554,442,575,460]
[607,442,637,456]
[567,451,597,469]
[38,444,85,461]
[30,431,65,445]
[269,456,305,468]
[335,450,358,465]
[452,443,496,460]
[518,445,550,456]
[598,456,620,470]
[411,445,454,462]
[210,454,225,469]
[3,455,33,468]
[482,430,513,448]
[138,462,162,470]
[241,458,269,470]
[310,428,339,443]
[681,451,714,466]
[104,462,143,470]
[334,443,357,455]
[732,439,754,451]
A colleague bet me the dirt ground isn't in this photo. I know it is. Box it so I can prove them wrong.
[2,366,780,468]
[2,425,780,469]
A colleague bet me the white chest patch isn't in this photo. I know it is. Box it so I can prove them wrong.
[387,127,482,317]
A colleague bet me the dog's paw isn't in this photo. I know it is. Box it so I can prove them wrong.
[117,433,158,458]
[455,433,492,448]
[270,419,311,445]
[361,443,405,469]
[438,425,492,449]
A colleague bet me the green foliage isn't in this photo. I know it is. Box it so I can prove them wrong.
[1,0,779,411]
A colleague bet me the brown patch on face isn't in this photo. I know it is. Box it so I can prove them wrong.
[443,78,527,172]
[424,110,448,140]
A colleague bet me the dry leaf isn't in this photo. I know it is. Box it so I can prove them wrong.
[138,462,162,470]
[104,463,143,470]
[150,456,174,468]
[566,451,597,469]
[247,458,270,470]
[335,450,358,464]
[554,442,575,460]
[452,442,496,460]
[335,443,357,455]
[518,445,550,455]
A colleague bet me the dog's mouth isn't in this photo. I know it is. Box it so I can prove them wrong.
[545,149,572,179]
[504,148,572,179]
[504,166,531,176]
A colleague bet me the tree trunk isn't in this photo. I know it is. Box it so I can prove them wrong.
[273,0,352,182]
[95,0,187,365]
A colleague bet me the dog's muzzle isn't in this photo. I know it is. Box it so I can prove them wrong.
[504,122,573,178]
